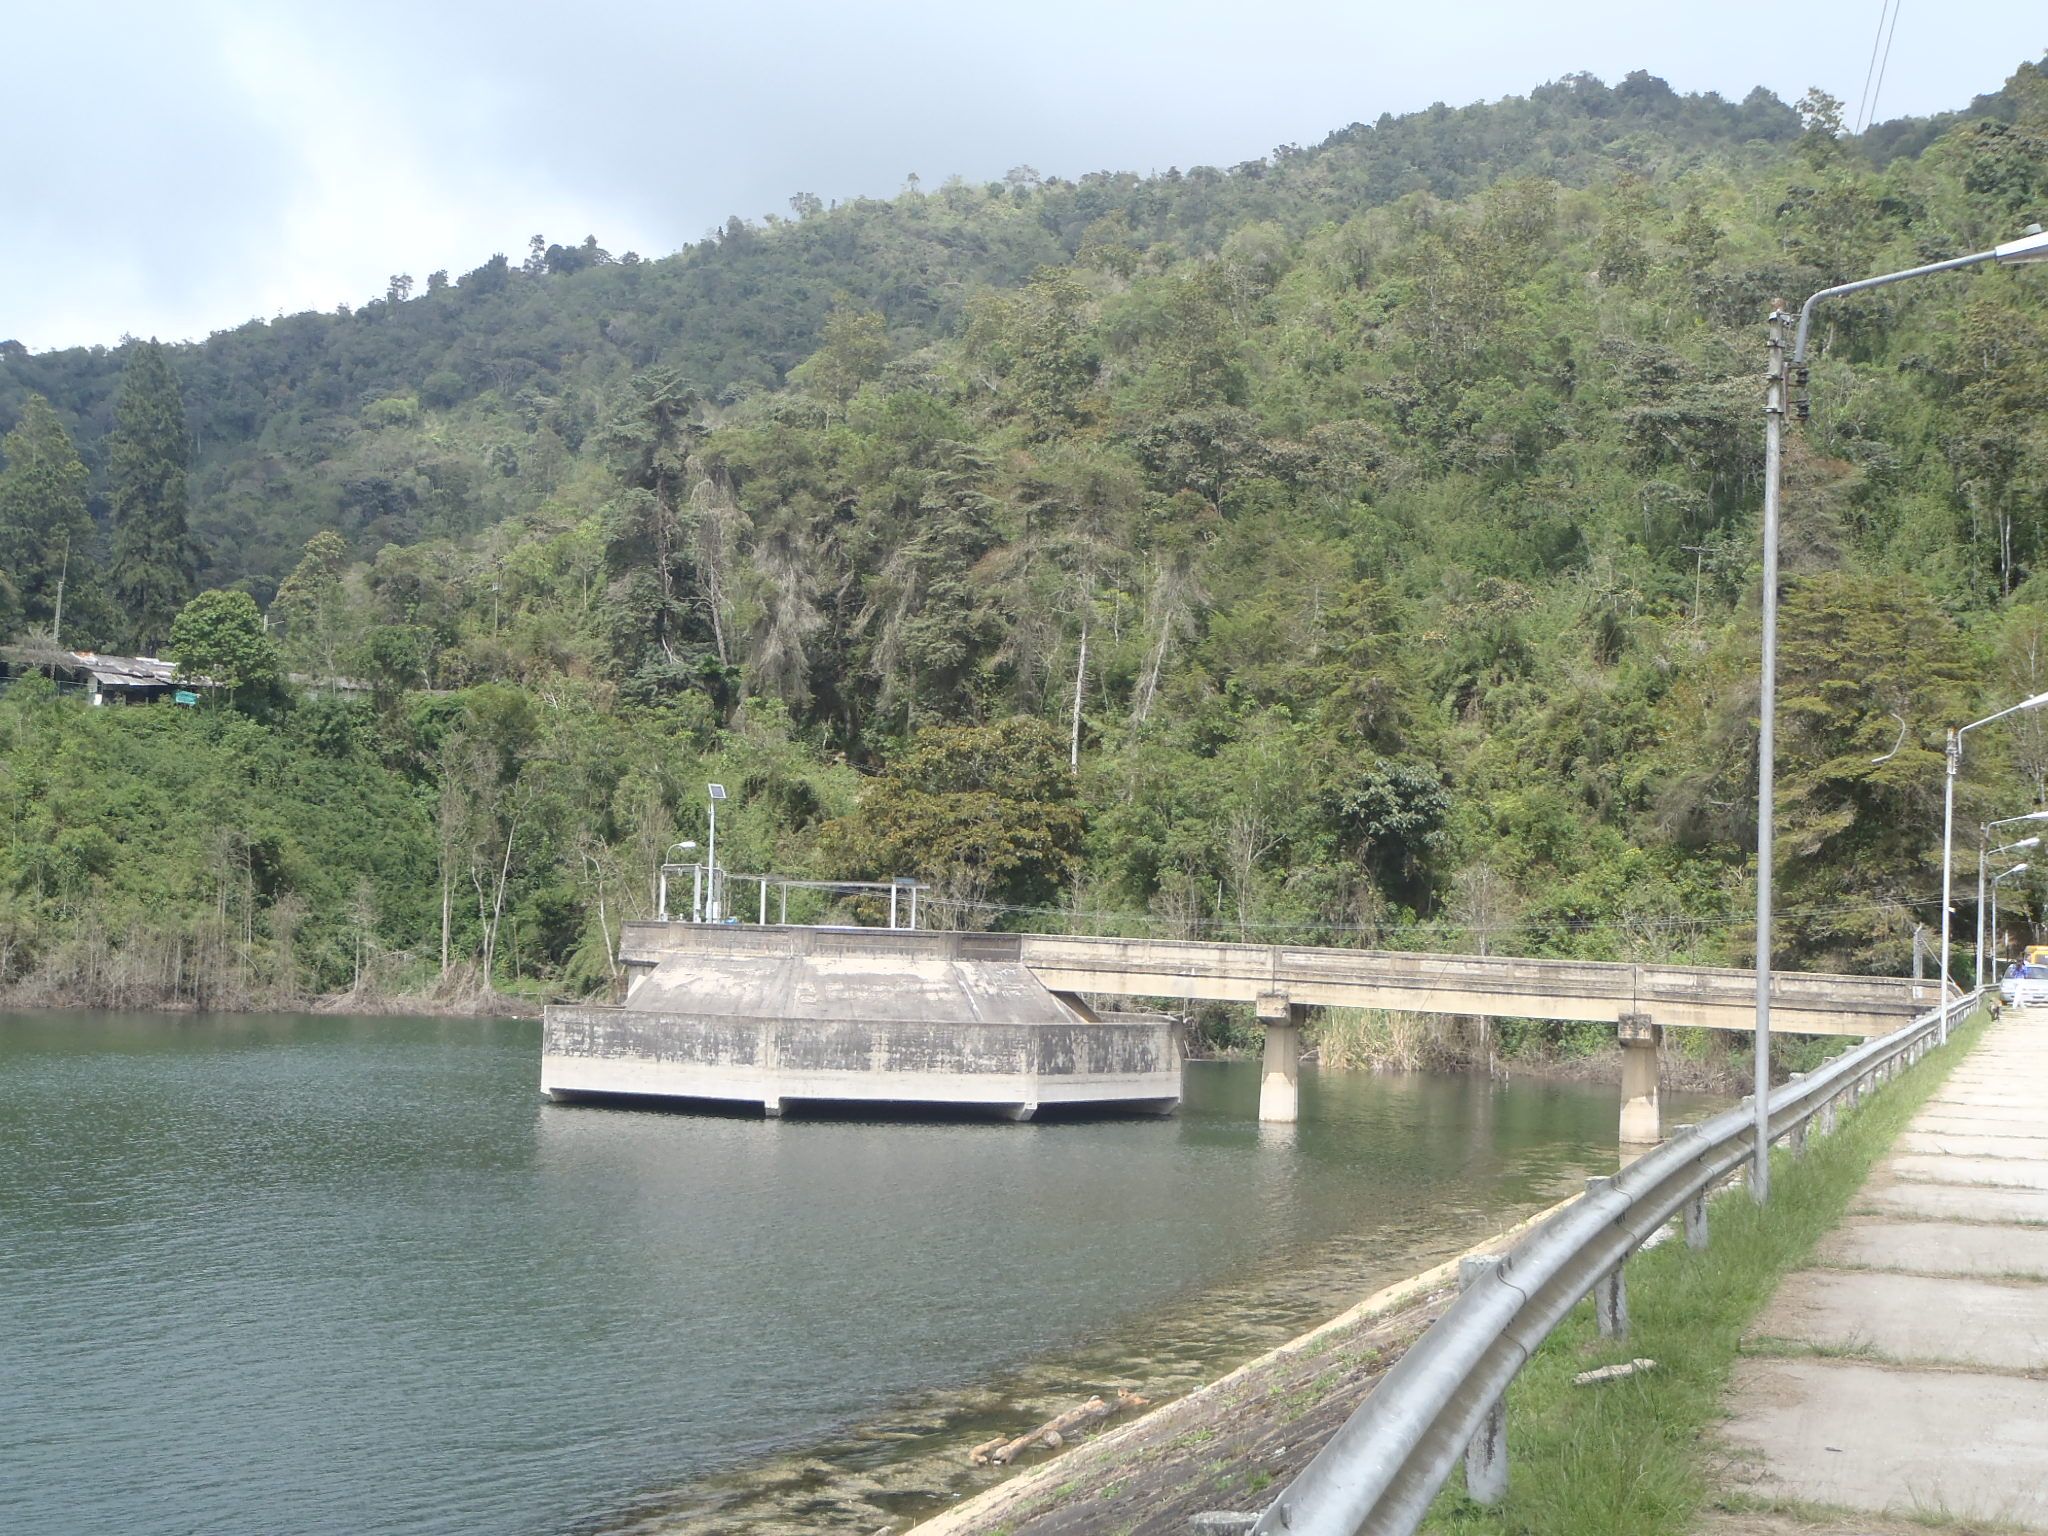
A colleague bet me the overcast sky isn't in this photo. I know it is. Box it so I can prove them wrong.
[4,0,2041,353]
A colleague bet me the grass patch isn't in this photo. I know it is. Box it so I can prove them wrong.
[1422,1010,1989,1536]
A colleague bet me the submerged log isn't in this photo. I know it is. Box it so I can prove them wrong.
[970,1388,1152,1465]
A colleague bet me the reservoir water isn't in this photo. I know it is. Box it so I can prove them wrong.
[0,1013,1716,1534]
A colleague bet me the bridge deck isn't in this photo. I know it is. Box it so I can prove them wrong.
[617,924,1928,1037]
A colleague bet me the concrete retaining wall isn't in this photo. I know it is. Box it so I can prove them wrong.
[543,1006,1180,1119]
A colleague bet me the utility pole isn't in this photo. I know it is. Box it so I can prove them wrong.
[52,534,69,647]
[1751,304,1787,1206]
[1752,229,2048,1202]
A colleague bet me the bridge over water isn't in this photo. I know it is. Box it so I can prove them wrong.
[543,921,1928,1144]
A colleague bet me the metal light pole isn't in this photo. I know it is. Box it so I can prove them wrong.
[706,783,727,922]
[1942,696,2048,1034]
[1752,306,1787,1204]
[1752,227,2048,1202]
[1994,862,2031,967]
[1980,818,2048,984]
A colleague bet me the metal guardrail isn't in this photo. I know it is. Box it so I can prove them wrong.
[1250,988,1982,1536]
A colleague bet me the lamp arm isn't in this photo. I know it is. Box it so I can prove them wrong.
[1793,249,2000,365]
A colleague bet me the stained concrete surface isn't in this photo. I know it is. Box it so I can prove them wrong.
[1916,1097,2048,1114]
[1713,1008,2048,1531]
[1900,1122,2048,1146]
[1858,1177,2048,1225]
[1720,1358,2048,1527]
[1819,1216,2048,1277]
[1893,1129,2048,1157]
[1749,1267,2048,1368]
[1886,1151,2048,1187]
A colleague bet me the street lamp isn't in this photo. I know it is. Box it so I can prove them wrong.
[1751,226,2048,1204]
[1942,697,2048,1029]
[1993,862,2033,969]
[1985,844,2038,977]
[1980,816,2048,984]
[706,783,727,922]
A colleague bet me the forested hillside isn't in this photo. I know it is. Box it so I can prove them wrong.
[2,60,2046,1021]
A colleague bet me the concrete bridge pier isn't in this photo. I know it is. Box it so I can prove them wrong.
[1617,1012,1661,1164]
[1259,993,1306,1123]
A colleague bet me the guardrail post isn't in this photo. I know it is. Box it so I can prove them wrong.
[1458,1256,1509,1504]
[1684,1189,1709,1251]
[1787,1073,1808,1154]
[1588,1177,1630,1339]
[1596,1264,1629,1338]
[1818,1094,1836,1138]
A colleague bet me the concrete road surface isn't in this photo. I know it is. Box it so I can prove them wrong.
[1717,1008,2048,1530]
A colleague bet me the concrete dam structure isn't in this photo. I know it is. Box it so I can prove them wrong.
[542,925,1181,1120]
[545,918,1926,1132]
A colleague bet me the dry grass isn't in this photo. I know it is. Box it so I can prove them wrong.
[1310,1007,1476,1071]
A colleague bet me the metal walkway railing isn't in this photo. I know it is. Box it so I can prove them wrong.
[1250,989,1981,1536]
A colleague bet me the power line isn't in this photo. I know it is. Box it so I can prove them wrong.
[1853,0,1891,135]
[1854,0,1905,135]
[1866,0,1904,134]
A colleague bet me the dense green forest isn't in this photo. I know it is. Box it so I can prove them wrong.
[2,60,2046,1028]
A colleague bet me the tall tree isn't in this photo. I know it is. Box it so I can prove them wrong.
[107,341,195,653]
[0,394,94,638]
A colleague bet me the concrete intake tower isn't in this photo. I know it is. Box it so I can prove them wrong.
[542,923,1183,1121]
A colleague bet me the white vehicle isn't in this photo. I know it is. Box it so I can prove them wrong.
[2000,966,2048,1008]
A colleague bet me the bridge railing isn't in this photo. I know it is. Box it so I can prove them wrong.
[1250,987,1983,1536]
[1012,932,1923,1021]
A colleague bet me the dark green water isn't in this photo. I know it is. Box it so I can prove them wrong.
[0,1013,1715,1534]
